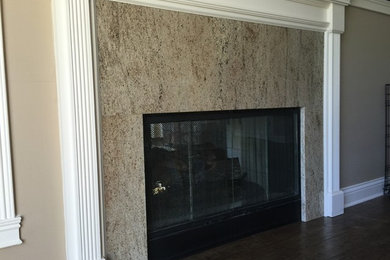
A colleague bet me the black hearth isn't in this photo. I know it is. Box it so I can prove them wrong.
[143,108,301,259]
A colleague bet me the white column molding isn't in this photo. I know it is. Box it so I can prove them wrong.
[52,0,104,259]
[323,2,347,217]
[0,0,22,249]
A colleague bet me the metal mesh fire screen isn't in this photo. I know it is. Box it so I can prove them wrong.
[385,84,390,195]
[143,108,301,259]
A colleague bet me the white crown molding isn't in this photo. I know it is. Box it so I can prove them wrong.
[351,0,390,16]
[292,0,350,7]
[330,0,351,6]
[52,0,105,259]
[112,0,334,31]
[342,177,384,208]
[290,0,330,8]
[0,0,22,249]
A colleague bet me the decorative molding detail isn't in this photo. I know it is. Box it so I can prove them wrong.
[292,0,350,8]
[112,0,333,31]
[351,0,390,16]
[326,2,347,33]
[0,217,22,248]
[342,177,384,208]
[52,0,105,259]
[329,0,351,6]
[108,0,355,31]
[290,0,330,8]
[0,0,22,249]
[323,30,344,217]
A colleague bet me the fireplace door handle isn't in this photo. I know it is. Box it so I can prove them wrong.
[152,181,167,196]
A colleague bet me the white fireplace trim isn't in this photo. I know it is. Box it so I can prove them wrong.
[323,30,344,217]
[0,1,22,249]
[110,0,352,32]
[323,2,346,217]
[52,0,104,259]
[52,0,349,259]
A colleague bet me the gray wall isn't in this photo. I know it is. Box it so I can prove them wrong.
[340,6,390,188]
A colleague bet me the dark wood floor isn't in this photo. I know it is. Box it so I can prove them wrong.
[183,196,390,260]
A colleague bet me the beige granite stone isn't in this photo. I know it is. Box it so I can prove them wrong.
[96,0,324,259]
[102,114,147,260]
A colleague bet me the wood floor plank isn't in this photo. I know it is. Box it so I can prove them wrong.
[183,196,390,260]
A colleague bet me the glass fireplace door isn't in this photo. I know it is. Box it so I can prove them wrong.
[144,108,300,233]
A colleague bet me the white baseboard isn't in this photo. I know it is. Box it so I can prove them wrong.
[324,190,345,217]
[342,177,384,208]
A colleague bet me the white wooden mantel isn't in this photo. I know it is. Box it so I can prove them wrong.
[52,0,390,259]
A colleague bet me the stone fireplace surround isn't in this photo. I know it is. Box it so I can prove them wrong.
[52,0,351,260]
[97,1,323,259]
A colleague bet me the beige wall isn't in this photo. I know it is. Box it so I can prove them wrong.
[0,0,66,259]
[340,7,390,187]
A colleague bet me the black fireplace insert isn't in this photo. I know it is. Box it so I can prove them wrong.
[143,108,301,259]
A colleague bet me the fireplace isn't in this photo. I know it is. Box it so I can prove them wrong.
[143,108,301,259]
[97,2,324,258]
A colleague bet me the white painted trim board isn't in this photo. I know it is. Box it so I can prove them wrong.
[52,0,105,259]
[111,0,332,31]
[0,0,22,249]
[343,177,384,208]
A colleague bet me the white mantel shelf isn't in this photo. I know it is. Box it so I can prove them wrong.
[112,0,349,32]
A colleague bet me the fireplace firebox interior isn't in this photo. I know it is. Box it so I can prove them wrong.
[143,108,301,259]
